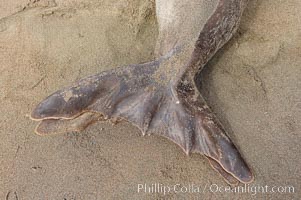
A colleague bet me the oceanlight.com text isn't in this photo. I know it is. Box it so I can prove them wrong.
[137,183,295,196]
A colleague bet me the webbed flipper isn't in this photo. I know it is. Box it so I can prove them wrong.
[31,58,253,184]
[31,0,254,185]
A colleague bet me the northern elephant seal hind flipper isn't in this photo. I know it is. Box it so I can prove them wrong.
[31,0,253,184]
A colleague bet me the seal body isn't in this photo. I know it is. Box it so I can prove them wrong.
[31,0,253,184]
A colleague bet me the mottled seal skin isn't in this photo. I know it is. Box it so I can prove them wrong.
[31,0,254,185]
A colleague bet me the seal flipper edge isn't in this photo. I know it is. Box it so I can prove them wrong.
[35,112,103,135]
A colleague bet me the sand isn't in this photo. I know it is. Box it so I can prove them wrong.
[0,0,300,199]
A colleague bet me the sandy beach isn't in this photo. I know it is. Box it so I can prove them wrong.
[0,0,300,199]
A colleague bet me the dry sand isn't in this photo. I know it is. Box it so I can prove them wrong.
[0,0,300,199]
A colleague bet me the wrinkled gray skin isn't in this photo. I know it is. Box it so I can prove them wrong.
[31,0,253,185]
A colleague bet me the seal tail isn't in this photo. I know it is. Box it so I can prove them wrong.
[31,59,253,184]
